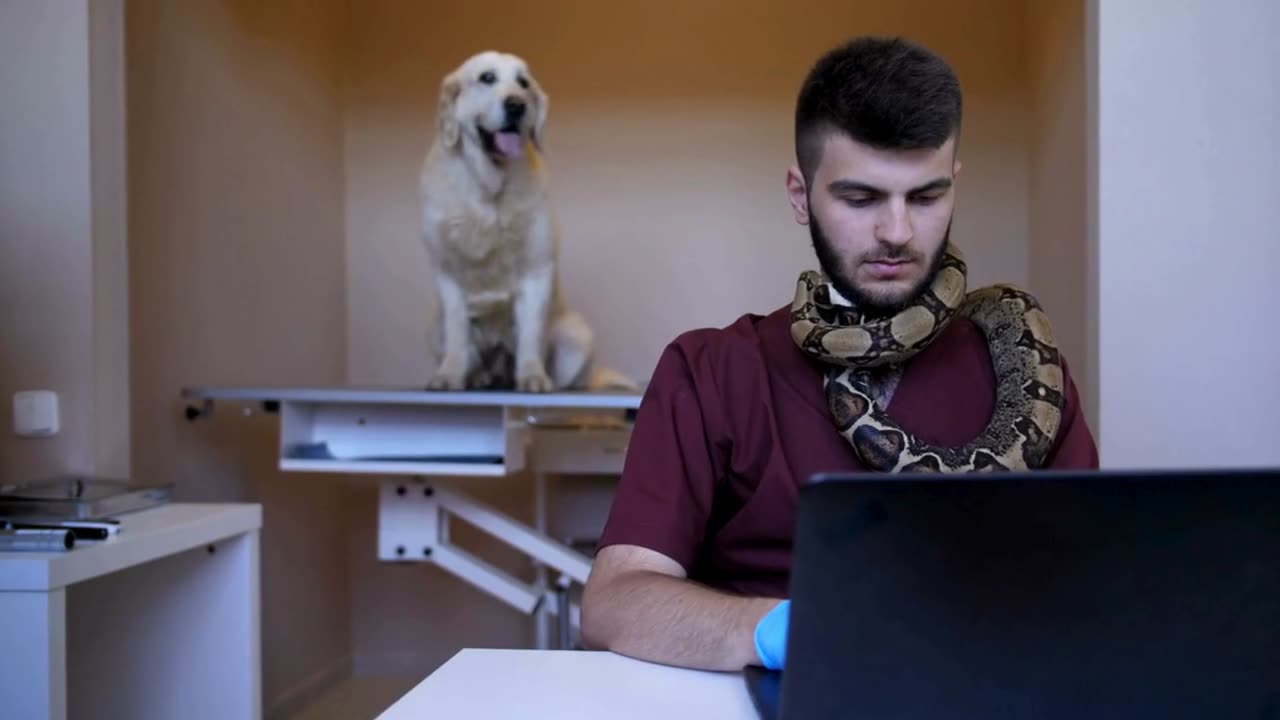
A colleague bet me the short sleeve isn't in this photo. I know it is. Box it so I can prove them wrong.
[1044,355,1101,469]
[595,340,726,573]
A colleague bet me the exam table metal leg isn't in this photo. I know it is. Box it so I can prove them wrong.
[534,472,550,650]
[378,478,592,649]
[556,575,572,650]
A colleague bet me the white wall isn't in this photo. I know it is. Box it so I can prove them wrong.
[0,0,130,483]
[0,0,94,482]
[1092,0,1280,467]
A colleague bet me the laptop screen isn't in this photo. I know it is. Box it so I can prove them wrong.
[777,468,1280,720]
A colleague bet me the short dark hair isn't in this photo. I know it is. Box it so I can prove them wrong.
[795,36,962,182]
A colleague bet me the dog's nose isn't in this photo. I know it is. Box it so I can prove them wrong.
[503,96,527,121]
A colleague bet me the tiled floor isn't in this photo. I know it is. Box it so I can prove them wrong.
[289,675,422,720]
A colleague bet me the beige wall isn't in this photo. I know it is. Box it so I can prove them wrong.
[1028,0,1093,431]
[125,0,354,715]
[342,0,1043,673]
[345,0,1035,387]
[91,0,134,480]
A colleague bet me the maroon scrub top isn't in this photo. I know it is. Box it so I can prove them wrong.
[596,303,1100,598]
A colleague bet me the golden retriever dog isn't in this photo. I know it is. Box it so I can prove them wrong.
[419,50,636,393]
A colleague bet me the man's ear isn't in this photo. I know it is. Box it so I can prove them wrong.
[437,71,463,149]
[529,75,549,153]
[786,164,810,225]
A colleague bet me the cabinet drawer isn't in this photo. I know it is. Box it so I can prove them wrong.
[531,426,632,475]
[278,400,528,477]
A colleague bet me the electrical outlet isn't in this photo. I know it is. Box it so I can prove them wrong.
[13,390,59,437]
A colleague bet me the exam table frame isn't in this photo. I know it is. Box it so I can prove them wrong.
[181,385,642,650]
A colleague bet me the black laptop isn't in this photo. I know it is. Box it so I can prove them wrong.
[746,467,1280,719]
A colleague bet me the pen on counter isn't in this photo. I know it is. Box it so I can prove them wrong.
[1,518,120,542]
[0,528,75,552]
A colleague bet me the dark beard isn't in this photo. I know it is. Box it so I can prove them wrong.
[808,213,951,319]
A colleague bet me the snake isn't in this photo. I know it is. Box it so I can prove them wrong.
[789,243,1067,472]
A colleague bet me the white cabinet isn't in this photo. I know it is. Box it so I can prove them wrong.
[0,503,262,720]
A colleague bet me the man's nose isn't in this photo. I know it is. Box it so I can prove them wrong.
[876,200,913,246]
[504,96,527,121]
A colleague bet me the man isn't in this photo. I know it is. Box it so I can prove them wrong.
[579,36,1099,673]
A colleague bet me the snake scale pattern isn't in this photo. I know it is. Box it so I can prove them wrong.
[790,243,1067,472]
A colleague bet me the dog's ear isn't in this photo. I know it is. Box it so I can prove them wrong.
[437,70,463,149]
[529,74,549,154]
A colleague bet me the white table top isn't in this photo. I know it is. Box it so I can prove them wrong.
[0,502,262,591]
[376,649,760,720]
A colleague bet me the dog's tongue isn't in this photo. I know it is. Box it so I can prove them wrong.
[495,131,524,158]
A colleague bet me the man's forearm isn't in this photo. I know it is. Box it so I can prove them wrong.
[581,570,783,671]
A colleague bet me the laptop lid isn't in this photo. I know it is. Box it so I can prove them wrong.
[778,467,1280,720]
[743,665,781,720]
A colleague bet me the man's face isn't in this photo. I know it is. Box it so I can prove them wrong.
[787,132,961,315]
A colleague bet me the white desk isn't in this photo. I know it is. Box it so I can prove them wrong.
[375,649,759,719]
[0,503,262,720]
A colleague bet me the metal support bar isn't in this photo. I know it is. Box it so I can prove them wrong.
[432,545,541,615]
[377,478,592,629]
[432,485,592,585]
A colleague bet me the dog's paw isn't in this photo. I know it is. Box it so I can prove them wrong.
[517,369,555,393]
[425,371,466,391]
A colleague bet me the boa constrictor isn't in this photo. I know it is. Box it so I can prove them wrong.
[789,243,1066,472]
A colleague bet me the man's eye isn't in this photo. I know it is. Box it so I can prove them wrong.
[479,71,496,84]
[912,194,942,205]
[844,197,875,208]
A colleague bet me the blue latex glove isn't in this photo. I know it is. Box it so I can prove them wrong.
[753,599,790,670]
